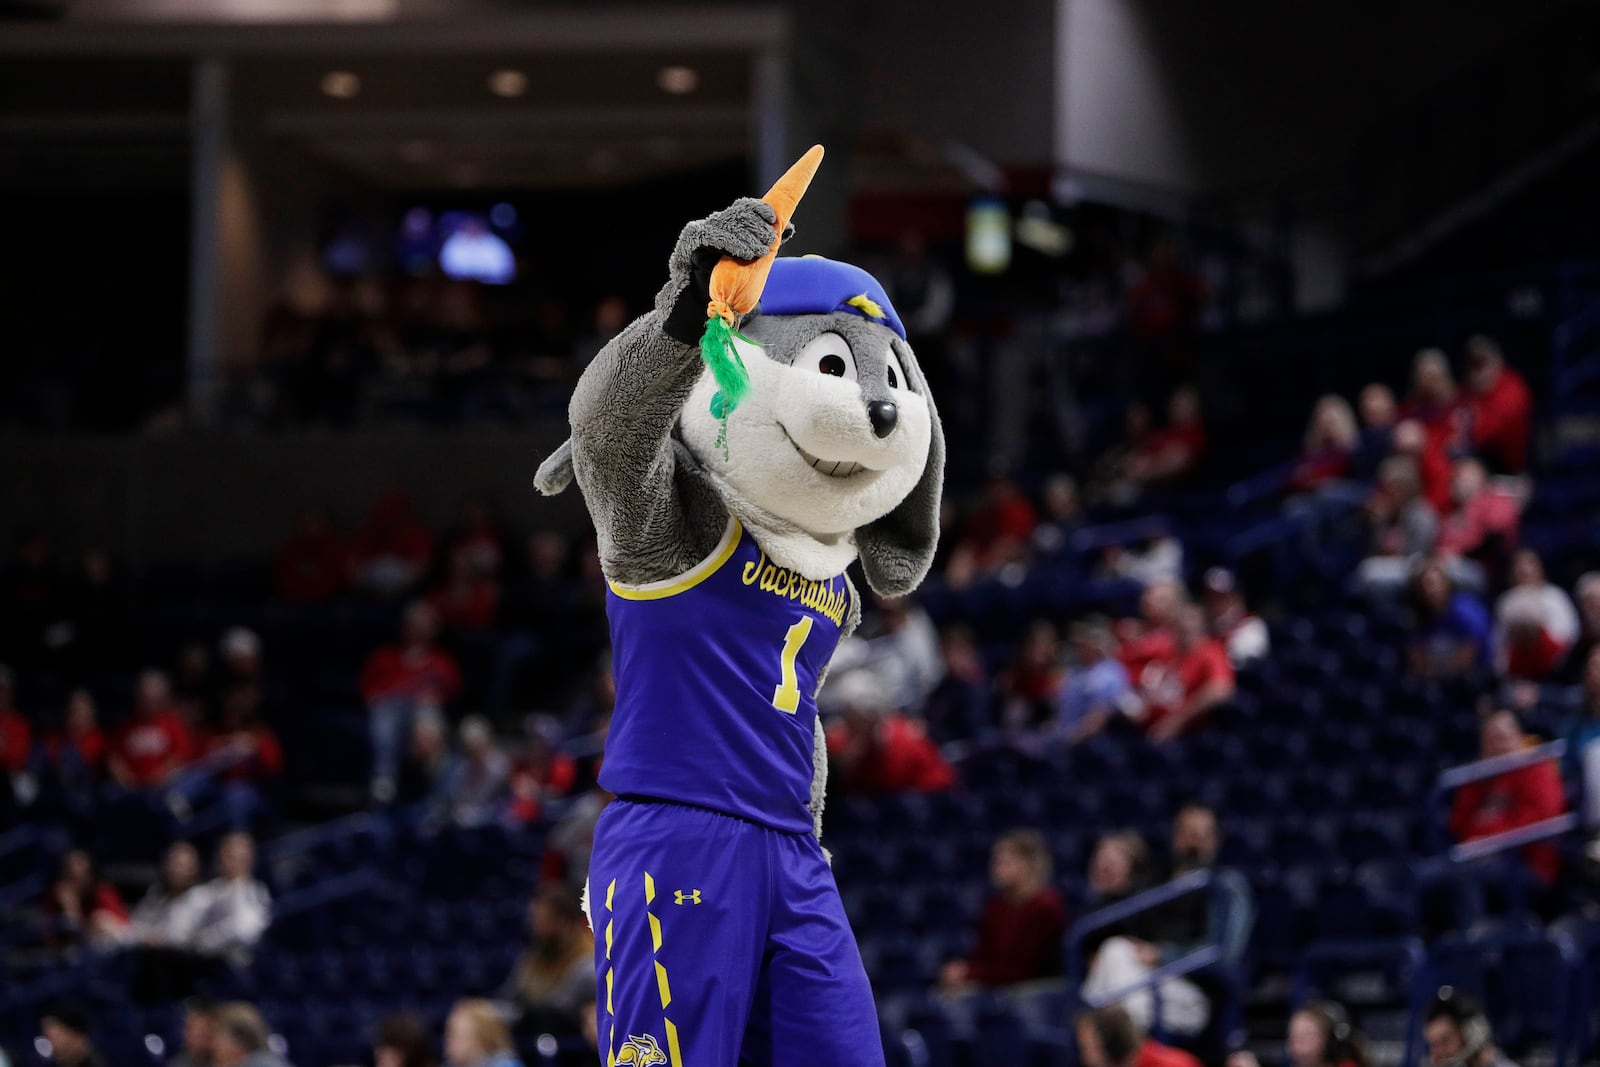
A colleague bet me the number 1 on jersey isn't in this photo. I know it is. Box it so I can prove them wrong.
[771,615,815,714]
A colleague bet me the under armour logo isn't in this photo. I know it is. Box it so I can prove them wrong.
[674,889,702,905]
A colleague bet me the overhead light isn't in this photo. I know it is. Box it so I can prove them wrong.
[656,66,699,95]
[487,69,528,98]
[320,71,361,99]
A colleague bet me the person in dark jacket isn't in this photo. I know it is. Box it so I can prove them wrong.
[938,829,1068,991]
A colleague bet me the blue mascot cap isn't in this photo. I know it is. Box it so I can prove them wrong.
[758,256,906,341]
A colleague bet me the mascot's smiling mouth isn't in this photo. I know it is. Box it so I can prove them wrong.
[779,426,868,478]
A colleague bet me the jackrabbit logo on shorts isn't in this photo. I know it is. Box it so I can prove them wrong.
[617,1033,667,1065]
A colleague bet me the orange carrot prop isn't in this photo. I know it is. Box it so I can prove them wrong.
[702,144,825,422]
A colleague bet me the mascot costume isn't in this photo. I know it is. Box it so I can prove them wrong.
[535,146,944,1067]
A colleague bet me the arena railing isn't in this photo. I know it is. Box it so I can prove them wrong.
[1064,868,1248,1048]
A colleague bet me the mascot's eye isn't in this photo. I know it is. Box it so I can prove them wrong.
[885,351,908,391]
[792,332,858,382]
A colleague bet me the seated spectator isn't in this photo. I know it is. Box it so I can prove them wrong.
[824,670,956,794]
[350,490,435,598]
[950,473,1038,575]
[539,785,612,891]
[109,670,195,791]
[1110,387,1207,501]
[1560,572,1600,685]
[1080,831,1208,1037]
[1116,578,1184,681]
[448,498,505,581]
[1408,559,1492,679]
[38,688,106,816]
[168,998,218,1067]
[1032,472,1083,558]
[169,688,283,827]
[1463,335,1532,474]
[1136,606,1235,743]
[273,508,347,604]
[362,601,462,804]
[1436,457,1522,586]
[1058,619,1135,745]
[1449,710,1565,885]
[1101,535,1185,587]
[1144,805,1254,1002]
[432,716,510,829]
[505,714,577,824]
[40,1003,105,1067]
[44,849,127,951]
[829,595,945,713]
[999,620,1067,729]
[1201,567,1270,666]
[923,625,992,743]
[937,829,1067,991]
[499,885,594,1034]
[396,706,451,809]
[1495,549,1579,681]
[430,543,501,633]
[1424,988,1517,1067]
[1392,419,1454,514]
[1400,348,1466,455]
[1077,1004,1202,1067]
[1353,382,1399,478]
[212,1002,292,1067]
[128,841,206,949]
[1563,647,1600,841]
[374,1014,437,1067]
[0,664,34,815]
[1229,1000,1371,1067]
[444,999,523,1067]
[1356,456,1440,596]
[189,833,272,967]
[1291,394,1360,491]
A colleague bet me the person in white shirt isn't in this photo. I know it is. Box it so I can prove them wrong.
[826,596,945,712]
[1495,549,1579,670]
[128,841,207,948]
[189,832,272,967]
[1202,567,1270,666]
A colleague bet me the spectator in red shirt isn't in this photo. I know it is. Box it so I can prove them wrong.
[1449,709,1566,884]
[363,601,462,804]
[825,670,956,794]
[998,620,1066,730]
[951,473,1038,575]
[938,829,1067,991]
[1436,457,1522,585]
[1291,395,1360,491]
[110,671,195,790]
[1077,1004,1203,1067]
[1125,387,1207,491]
[506,714,577,824]
[1117,578,1183,681]
[1138,605,1235,743]
[274,508,348,604]
[44,848,128,951]
[1400,348,1466,455]
[40,688,106,814]
[350,490,435,598]
[1392,419,1454,515]
[1495,549,1580,681]
[449,498,505,582]
[429,546,501,632]
[0,664,32,787]
[1126,238,1206,390]
[1463,335,1532,474]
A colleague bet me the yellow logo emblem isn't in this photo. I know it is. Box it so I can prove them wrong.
[674,889,702,905]
[617,1034,667,1065]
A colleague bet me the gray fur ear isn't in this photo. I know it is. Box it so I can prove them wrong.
[857,361,945,597]
[534,438,575,496]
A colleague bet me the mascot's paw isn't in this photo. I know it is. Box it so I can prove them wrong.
[660,197,790,343]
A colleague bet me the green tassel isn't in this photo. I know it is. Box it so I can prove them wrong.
[699,315,750,414]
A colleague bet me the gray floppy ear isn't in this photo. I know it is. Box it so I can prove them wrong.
[534,438,575,496]
[856,355,945,597]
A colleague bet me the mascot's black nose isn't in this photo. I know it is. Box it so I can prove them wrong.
[867,399,899,438]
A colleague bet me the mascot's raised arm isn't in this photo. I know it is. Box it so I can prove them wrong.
[535,146,944,1067]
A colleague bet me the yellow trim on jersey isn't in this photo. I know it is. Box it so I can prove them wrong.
[606,516,742,600]
[648,912,663,952]
[644,871,657,904]
[664,1020,684,1067]
[654,960,673,1009]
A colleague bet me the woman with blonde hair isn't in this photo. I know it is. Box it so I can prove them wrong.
[1292,394,1360,490]
[443,1000,522,1067]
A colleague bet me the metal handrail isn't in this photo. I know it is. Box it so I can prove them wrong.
[1434,740,1566,792]
[1447,813,1579,864]
[1069,869,1214,944]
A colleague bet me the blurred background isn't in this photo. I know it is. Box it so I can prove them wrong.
[2,0,1600,1065]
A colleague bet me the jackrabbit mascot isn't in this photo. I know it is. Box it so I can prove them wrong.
[536,148,944,1067]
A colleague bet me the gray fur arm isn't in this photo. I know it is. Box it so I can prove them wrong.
[566,198,784,585]
[807,577,862,847]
